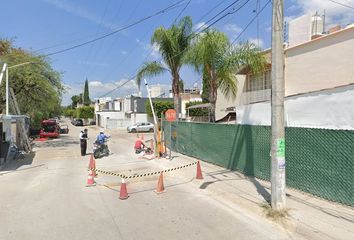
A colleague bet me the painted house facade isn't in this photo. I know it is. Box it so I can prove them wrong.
[216,21,354,130]
[95,95,173,129]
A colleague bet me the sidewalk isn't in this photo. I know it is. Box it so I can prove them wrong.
[158,152,354,240]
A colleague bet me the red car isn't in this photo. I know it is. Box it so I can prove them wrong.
[39,119,60,138]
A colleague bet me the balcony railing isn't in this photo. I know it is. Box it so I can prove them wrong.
[239,89,271,105]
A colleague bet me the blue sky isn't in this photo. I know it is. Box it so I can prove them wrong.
[1,0,354,105]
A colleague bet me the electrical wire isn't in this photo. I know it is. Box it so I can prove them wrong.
[194,0,229,24]
[35,1,123,53]
[194,0,242,33]
[172,0,192,24]
[202,0,251,33]
[98,0,251,98]
[42,0,186,57]
[328,0,354,10]
[231,0,271,45]
[97,0,194,98]
[84,0,112,78]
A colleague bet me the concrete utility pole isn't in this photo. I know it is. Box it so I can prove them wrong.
[271,0,286,210]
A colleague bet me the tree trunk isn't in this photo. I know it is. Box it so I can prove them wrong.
[172,72,180,118]
[209,73,218,122]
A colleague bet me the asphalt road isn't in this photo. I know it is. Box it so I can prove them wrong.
[0,118,290,240]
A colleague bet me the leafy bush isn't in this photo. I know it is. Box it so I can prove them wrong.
[63,109,76,118]
[76,106,94,119]
[146,100,174,118]
[186,101,209,116]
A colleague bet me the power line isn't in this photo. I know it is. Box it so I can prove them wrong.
[195,0,229,24]
[172,0,192,24]
[84,0,112,78]
[42,0,186,57]
[328,0,354,10]
[35,1,123,53]
[194,0,243,32]
[98,0,193,98]
[98,0,251,98]
[231,0,271,45]
[202,0,251,33]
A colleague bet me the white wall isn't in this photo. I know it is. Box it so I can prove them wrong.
[285,26,354,96]
[236,85,354,130]
[215,75,245,121]
[97,111,126,128]
[131,113,149,124]
[288,14,312,47]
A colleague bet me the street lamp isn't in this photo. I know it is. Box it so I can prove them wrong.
[0,61,35,116]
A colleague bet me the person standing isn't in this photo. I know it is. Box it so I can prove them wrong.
[80,129,88,156]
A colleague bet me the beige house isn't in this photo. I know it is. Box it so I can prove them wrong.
[216,23,354,129]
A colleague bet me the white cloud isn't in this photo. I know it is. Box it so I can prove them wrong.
[148,43,160,59]
[62,79,139,105]
[121,50,128,55]
[42,0,120,30]
[289,0,354,27]
[136,38,160,59]
[89,81,103,87]
[248,38,264,48]
[224,23,243,35]
[193,22,209,31]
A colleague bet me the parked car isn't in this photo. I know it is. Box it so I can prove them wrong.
[127,122,154,133]
[71,119,84,126]
[40,119,60,138]
[59,124,69,134]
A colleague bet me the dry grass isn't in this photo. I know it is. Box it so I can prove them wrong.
[260,202,290,222]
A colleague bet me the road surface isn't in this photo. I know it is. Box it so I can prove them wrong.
[0,119,291,240]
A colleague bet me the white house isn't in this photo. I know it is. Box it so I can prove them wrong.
[216,15,354,130]
[95,94,174,129]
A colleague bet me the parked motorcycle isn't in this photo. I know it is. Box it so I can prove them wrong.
[93,140,110,158]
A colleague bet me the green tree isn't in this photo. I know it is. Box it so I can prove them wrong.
[71,95,81,108]
[186,30,265,122]
[136,16,193,117]
[145,100,174,118]
[63,107,76,118]
[0,39,64,125]
[76,106,94,120]
[83,78,91,106]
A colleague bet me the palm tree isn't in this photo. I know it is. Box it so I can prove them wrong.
[136,16,193,117]
[186,30,265,122]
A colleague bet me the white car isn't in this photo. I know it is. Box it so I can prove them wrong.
[127,122,154,133]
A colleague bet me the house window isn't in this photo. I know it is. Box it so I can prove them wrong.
[247,69,271,92]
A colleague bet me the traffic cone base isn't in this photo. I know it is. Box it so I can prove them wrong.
[119,179,129,200]
[196,161,203,180]
[154,172,165,194]
[86,170,96,187]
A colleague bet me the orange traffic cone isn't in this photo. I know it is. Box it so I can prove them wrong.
[86,170,96,187]
[88,154,97,178]
[155,172,165,194]
[196,161,203,180]
[119,179,129,200]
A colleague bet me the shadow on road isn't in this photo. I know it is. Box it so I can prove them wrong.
[0,152,41,175]
[199,170,271,203]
